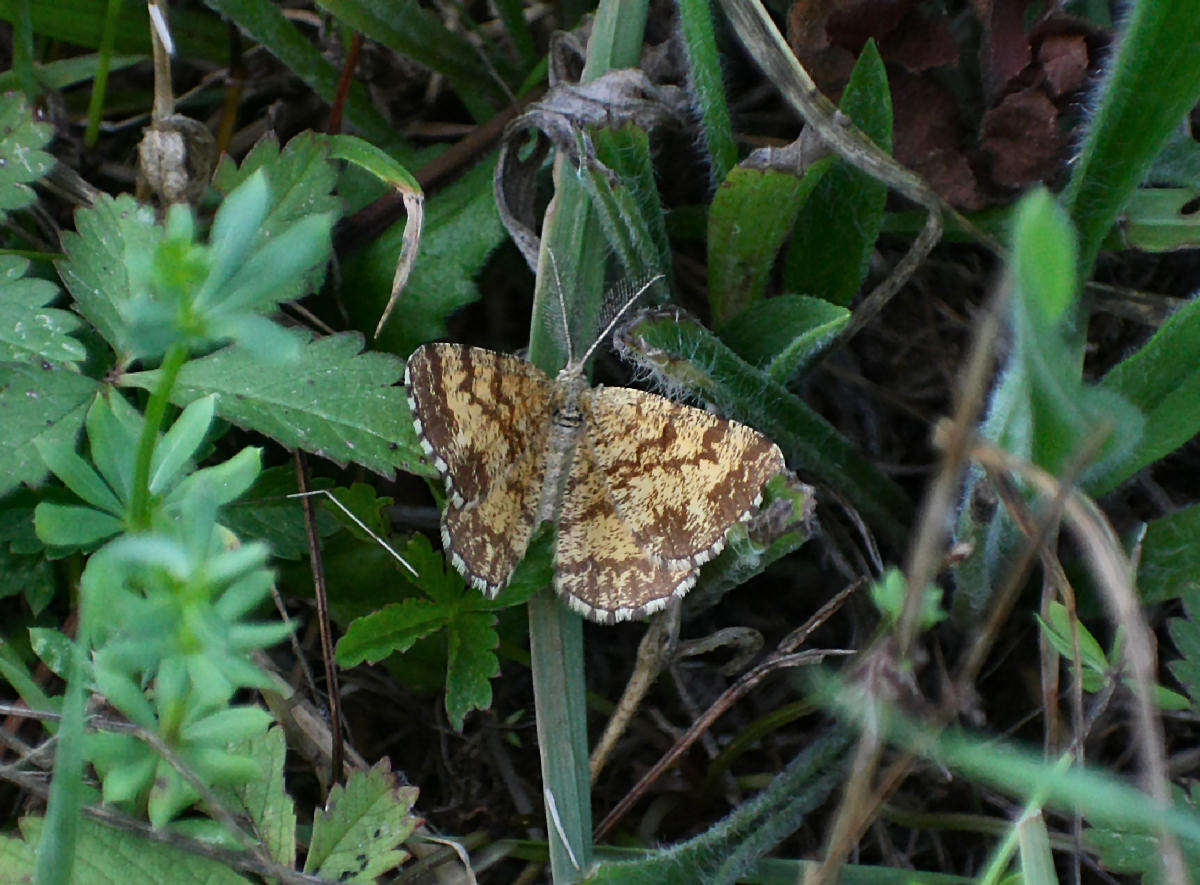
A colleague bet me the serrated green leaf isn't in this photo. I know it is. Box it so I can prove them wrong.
[1086,784,1200,883]
[785,39,892,307]
[304,760,420,881]
[217,725,296,867]
[210,131,341,243]
[323,482,394,541]
[1139,504,1200,605]
[0,256,86,365]
[347,156,506,357]
[121,331,430,477]
[719,294,850,382]
[1167,610,1200,712]
[0,361,95,496]
[445,610,500,731]
[336,598,447,666]
[0,93,54,218]
[57,193,162,357]
[9,805,258,882]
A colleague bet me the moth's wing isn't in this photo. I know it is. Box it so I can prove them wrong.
[585,387,785,567]
[443,444,548,593]
[405,343,552,593]
[405,343,553,506]
[555,432,697,623]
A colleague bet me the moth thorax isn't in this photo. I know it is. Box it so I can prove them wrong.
[551,368,588,431]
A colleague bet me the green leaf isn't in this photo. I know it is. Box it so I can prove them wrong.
[0,92,54,218]
[444,611,501,732]
[1139,504,1200,605]
[83,392,141,506]
[148,395,216,495]
[0,362,95,497]
[1062,0,1200,274]
[0,546,54,611]
[303,760,420,881]
[314,0,514,121]
[684,473,815,614]
[718,294,850,382]
[202,170,272,300]
[57,193,162,357]
[1086,784,1200,883]
[211,133,343,252]
[1098,299,1200,493]
[1036,602,1109,677]
[1120,188,1200,251]
[1145,129,1200,186]
[347,155,506,357]
[28,626,80,679]
[168,446,262,509]
[0,0,228,58]
[217,725,296,867]
[12,814,255,883]
[201,0,395,144]
[0,52,144,92]
[587,125,672,285]
[180,706,273,744]
[707,160,825,328]
[1011,190,1077,325]
[784,39,892,307]
[676,0,736,182]
[121,331,429,477]
[0,256,85,365]
[1167,604,1200,713]
[32,436,121,516]
[337,598,448,667]
[989,189,1142,481]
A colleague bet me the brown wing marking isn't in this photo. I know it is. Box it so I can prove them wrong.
[554,432,697,623]
[405,343,553,508]
[584,387,785,568]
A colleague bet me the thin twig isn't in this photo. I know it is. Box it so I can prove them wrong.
[593,582,859,840]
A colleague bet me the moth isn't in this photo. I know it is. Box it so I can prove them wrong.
[404,282,784,623]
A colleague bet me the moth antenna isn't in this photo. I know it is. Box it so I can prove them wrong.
[548,250,575,365]
[579,274,664,367]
